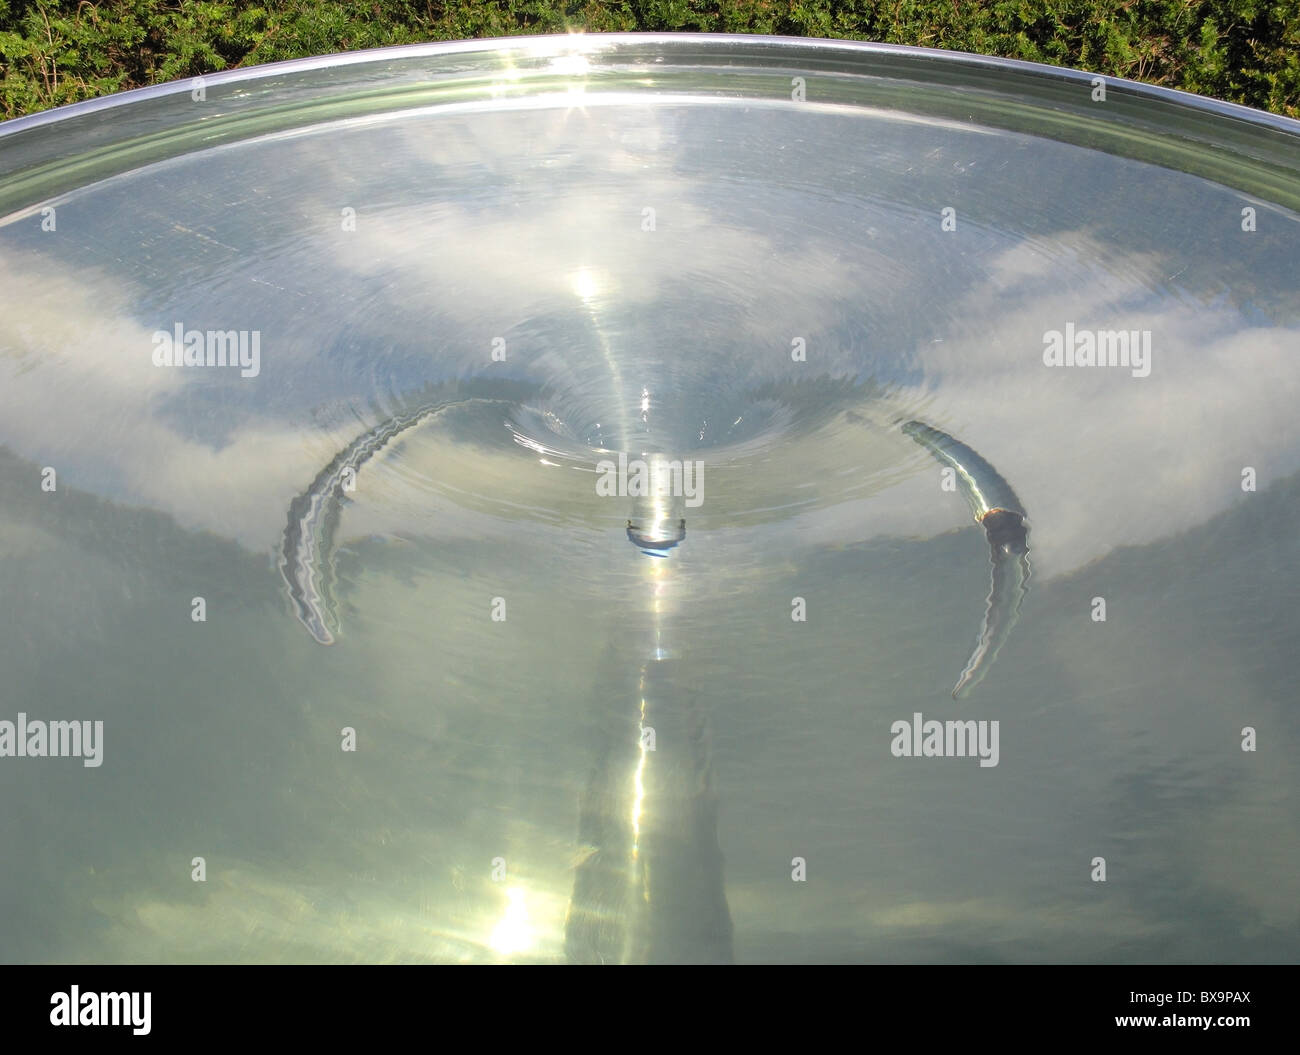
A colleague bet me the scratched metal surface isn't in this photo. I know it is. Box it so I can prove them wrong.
[0,36,1297,963]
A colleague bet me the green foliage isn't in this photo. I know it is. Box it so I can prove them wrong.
[1,0,1297,120]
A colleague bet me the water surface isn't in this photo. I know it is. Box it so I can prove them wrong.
[0,36,1297,963]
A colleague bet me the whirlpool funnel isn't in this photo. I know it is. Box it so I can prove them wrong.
[1,35,1298,964]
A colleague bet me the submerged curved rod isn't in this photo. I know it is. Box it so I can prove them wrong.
[279,380,536,645]
[900,420,1031,698]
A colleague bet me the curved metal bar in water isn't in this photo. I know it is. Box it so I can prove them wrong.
[900,420,1026,522]
[900,420,1031,698]
[278,379,537,645]
[952,543,1031,698]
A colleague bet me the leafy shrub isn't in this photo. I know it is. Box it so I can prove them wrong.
[1,0,1296,119]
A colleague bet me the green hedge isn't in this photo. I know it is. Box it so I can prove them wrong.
[1,0,1297,120]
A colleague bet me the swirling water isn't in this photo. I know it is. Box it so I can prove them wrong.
[0,40,1298,962]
